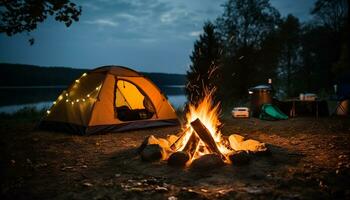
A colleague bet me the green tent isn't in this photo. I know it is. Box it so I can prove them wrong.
[259,104,288,120]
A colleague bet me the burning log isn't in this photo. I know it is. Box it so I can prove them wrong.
[190,118,224,159]
[182,131,199,158]
[170,127,189,151]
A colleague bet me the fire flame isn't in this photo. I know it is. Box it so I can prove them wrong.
[176,90,232,164]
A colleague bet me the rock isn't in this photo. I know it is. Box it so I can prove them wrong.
[82,182,93,187]
[168,151,190,167]
[167,135,178,145]
[155,186,168,192]
[241,139,267,152]
[229,150,250,165]
[168,196,178,200]
[190,154,224,171]
[141,144,164,162]
[137,135,159,154]
[228,134,245,150]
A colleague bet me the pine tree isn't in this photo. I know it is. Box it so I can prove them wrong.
[186,22,222,105]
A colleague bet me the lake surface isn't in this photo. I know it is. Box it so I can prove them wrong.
[0,86,187,113]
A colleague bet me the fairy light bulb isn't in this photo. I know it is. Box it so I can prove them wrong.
[76,99,79,102]
[87,94,90,98]
[71,101,74,105]
[82,73,87,77]
[46,110,51,114]
[75,79,80,83]
[66,99,69,102]
[53,101,56,105]
[65,93,69,97]
[82,98,86,102]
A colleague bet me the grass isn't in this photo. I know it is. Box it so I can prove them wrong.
[0,107,46,122]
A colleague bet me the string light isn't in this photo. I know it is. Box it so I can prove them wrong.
[46,72,101,115]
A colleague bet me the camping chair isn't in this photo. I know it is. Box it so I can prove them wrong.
[330,83,350,116]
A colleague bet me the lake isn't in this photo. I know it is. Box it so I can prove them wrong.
[0,86,187,113]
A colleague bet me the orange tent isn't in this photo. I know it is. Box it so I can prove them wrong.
[39,66,179,134]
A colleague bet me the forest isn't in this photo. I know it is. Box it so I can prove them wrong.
[186,0,349,105]
[0,63,187,87]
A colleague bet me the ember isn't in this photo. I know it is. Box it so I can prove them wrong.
[138,90,268,167]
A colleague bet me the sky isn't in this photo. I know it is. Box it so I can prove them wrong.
[0,0,316,74]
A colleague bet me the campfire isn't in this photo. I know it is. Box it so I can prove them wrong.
[138,90,268,168]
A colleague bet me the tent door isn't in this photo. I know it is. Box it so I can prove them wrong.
[114,79,156,121]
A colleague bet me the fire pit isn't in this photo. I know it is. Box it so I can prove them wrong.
[138,92,268,168]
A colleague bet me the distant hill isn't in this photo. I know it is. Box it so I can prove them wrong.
[0,63,186,87]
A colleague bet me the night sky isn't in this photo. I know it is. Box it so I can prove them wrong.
[0,0,316,74]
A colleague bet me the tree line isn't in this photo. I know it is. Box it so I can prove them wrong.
[0,63,186,87]
[186,0,349,106]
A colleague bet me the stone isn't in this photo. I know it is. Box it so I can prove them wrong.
[168,151,190,167]
[229,150,250,165]
[137,135,159,154]
[190,154,224,171]
[228,134,245,150]
[141,144,164,162]
[240,139,267,152]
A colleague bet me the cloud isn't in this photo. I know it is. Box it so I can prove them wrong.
[189,31,201,37]
[84,19,118,27]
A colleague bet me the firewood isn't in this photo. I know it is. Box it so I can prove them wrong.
[190,118,224,158]
[183,131,199,158]
[170,127,189,151]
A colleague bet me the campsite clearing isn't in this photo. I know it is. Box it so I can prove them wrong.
[1,117,350,199]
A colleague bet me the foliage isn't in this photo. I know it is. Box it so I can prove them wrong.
[186,22,222,105]
[216,0,281,99]
[277,14,301,96]
[187,0,349,103]
[311,0,348,31]
[0,107,46,121]
[0,0,82,44]
[0,63,186,87]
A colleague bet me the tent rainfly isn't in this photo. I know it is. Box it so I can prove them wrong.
[39,66,179,134]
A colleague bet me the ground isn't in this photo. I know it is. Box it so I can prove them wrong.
[1,117,350,200]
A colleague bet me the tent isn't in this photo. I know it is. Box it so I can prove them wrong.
[39,66,179,134]
[259,104,288,120]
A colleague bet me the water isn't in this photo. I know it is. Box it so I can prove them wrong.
[0,85,187,113]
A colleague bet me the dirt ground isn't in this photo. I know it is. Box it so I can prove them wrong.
[1,117,350,200]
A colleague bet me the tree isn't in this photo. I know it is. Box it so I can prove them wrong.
[311,0,348,32]
[216,0,280,99]
[0,0,82,44]
[299,0,349,92]
[186,22,222,105]
[278,14,301,96]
